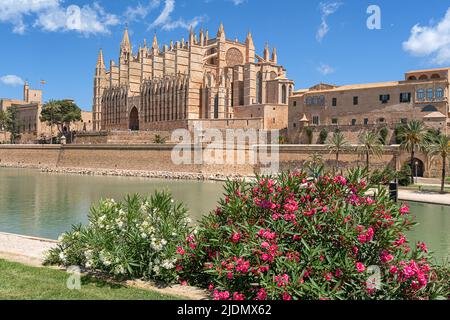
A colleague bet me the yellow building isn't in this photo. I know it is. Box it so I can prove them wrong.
[288,67,450,144]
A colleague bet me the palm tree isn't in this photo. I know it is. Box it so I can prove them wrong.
[357,130,384,170]
[0,110,6,142]
[327,131,349,172]
[427,134,450,194]
[397,121,428,185]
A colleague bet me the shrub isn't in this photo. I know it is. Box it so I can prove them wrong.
[45,192,191,283]
[398,164,412,186]
[370,166,396,186]
[153,134,167,144]
[305,128,313,145]
[178,171,449,300]
[378,127,389,145]
[318,129,328,144]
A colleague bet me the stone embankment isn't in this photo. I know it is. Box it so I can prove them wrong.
[0,163,251,181]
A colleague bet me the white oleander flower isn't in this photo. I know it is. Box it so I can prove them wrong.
[161,239,167,246]
[59,252,66,261]
[141,233,147,239]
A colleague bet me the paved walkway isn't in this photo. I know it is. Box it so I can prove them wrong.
[398,190,450,206]
[0,232,57,266]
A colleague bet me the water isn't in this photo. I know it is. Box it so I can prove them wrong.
[0,168,449,261]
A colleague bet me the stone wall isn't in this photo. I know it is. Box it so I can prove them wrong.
[0,144,442,178]
[0,145,60,167]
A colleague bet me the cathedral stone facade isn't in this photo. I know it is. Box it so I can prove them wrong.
[93,24,294,132]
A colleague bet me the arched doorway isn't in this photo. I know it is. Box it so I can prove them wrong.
[407,158,425,178]
[129,107,139,131]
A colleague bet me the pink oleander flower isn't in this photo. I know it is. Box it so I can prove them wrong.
[261,241,270,249]
[256,288,267,300]
[333,176,347,186]
[282,292,292,301]
[417,242,428,253]
[380,250,394,263]
[356,262,366,273]
[233,292,245,301]
[358,234,368,243]
[389,265,398,275]
[180,280,188,286]
[400,204,410,215]
[208,283,214,291]
[213,290,230,300]
[335,269,343,278]
[275,274,289,287]
[227,272,233,280]
[230,232,241,243]
[176,246,185,255]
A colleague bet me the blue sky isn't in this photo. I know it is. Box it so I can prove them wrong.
[0,0,449,111]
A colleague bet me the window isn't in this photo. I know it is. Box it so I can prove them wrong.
[380,94,390,104]
[306,97,312,105]
[422,105,438,112]
[436,87,444,100]
[281,85,287,104]
[364,118,369,125]
[351,119,357,126]
[417,89,425,102]
[401,118,408,124]
[293,101,297,107]
[332,98,337,107]
[353,96,359,105]
[400,92,411,103]
[427,88,434,101]
[318,95,325,106]
[273,118,276,124]
[312,115,320,125]
[378,118,385,123]
[332,118,338,125]
[256,72,262,104]
[293,123,297,128]
[313,96,319,105]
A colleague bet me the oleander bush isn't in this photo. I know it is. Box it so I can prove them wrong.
[369,166,397,186]
[177,170,449,300]
[45,192,191,283]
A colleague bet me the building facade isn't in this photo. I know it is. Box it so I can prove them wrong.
[0,83,92,143]
[288,68,450,144]
[93,24,294,132]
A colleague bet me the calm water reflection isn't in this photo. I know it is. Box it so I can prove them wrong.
[0,168,449,261]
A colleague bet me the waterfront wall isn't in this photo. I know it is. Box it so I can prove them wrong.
[0,144,440,178]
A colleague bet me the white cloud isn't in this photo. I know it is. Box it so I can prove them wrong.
[125,0,160,22]
[316,1,342,42]
[149,0,204,31]
[317,63,335,75]
[0,0,119,35]
[230,0,246,5]
[403,7,450,65]
[0,75,24,86]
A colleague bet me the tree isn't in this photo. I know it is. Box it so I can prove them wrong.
[397,121,428,185]
[0,110,6,143]
[378,126,389,145]
[4,106,21,143]
[327,131,349,172]
[40,100,82,138]
[318,128,328,144]
[427,134,450,194]
[357,130,384,170]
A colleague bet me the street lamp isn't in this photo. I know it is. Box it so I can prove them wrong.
[415,161,419,184]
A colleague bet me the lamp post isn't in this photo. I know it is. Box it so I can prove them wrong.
[415,161,419,184]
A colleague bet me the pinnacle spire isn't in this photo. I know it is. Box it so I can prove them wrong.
[272,47,277,64]
[96,48,105,68]
[152,33,158,49]
[264,42,270,61]
[121,26,131,49]
[217,22,225,39]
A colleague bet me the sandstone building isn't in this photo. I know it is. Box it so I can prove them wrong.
[0,83,92,143]
[288,67,450,144]
[93,24,294,133]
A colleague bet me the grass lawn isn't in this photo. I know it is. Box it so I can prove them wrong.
[0,259,181,300]
[400,184,450,193]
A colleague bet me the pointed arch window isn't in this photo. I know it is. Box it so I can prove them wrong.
[281,85,287,104]
[256,72,262,104]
